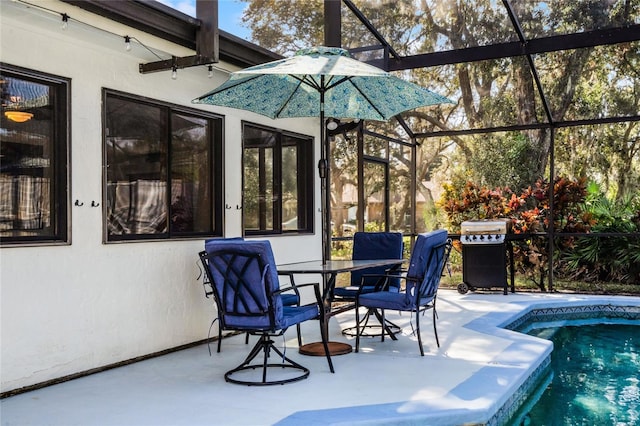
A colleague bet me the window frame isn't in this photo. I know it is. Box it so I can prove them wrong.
[241,121,314,236]
[102,89,224,242]
[0,63,71,247]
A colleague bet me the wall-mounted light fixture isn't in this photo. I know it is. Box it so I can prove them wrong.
[4,111,34,123]
[326,118,339,131]
[124,35,131,51]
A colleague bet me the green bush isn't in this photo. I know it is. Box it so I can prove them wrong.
[439,176,606,291]
[561,187,640,284]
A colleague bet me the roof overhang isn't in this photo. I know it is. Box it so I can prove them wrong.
[60,0,282,69]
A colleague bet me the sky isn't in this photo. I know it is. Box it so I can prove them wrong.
[157,0,251,40]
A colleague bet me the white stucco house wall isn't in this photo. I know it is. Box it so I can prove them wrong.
[0,0,322,395]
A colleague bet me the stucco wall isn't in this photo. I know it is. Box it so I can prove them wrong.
[0,0,322,393]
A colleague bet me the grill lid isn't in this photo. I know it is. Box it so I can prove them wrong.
[461,218,512,235]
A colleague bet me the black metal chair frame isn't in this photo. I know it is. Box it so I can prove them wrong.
[330,232,405,339]
[200,263,302,353]
[340,270,403,339]
[199,249,334,385]
[355,239,452,356]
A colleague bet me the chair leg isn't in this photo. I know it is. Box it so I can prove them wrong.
[296,323,302,346]
[342,308,401,338]
[217,327,223,353]
[224,334,311,386]
[416,309,424,356]
[372,309,399,341]
[432,306,440,348]
[355,303,361,353]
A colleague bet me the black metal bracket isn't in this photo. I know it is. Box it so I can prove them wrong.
[139,54,217,74]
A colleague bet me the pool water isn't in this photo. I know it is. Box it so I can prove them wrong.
[521,323,639,425]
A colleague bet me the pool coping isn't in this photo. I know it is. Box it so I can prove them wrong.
[276,295,640,426]
[469,296,640,426]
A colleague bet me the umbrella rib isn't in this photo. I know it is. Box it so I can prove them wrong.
[291,75,322,92]
[194,75,263,100]
[349,77,388,120]
[274,76,305,118]
[325,76,350,91]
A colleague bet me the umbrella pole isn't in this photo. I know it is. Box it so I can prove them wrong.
[319,83,330,264]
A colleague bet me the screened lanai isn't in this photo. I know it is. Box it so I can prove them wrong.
[65,0,640,291]
[313,0,640,291]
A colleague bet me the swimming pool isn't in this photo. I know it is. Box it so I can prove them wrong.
[496,303,640,426]
[513,323,639,425]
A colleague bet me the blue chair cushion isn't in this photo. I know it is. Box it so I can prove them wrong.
[358,230,448,310]
[333,284,399,298]
[358,291,436,311]
[351,232,403,288]
[334,232,403,300]
[205,239,285,329]
[281,293,299,306]
[280,305,319,329]
[406,230,447,280]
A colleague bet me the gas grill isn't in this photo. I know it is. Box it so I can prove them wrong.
[458,219,514,295]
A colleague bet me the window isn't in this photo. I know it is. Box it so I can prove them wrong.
[0,64,70,245]
[242,123,313,235]
[104,90,222,241]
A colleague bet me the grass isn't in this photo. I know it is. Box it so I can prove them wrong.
[439,271,640,295]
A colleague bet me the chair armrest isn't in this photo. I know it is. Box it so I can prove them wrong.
[275,282,325,318]
[357,271,405,293]
[275,282,321,302]
[276,271,302,297]
[357,271,421,293]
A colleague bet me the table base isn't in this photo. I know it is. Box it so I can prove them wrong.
[299,341,352,356]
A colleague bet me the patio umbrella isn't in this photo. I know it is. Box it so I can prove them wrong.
[193,46,452,262]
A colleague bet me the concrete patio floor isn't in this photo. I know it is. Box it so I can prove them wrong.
[2,290,639,426]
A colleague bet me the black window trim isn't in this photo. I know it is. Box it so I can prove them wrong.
[241,121,314,236]
[0,63,71,247]
[102,88,224,243]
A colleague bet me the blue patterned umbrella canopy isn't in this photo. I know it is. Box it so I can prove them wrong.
[194,46,451,262]
[194,46,451,120]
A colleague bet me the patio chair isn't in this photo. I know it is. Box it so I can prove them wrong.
[332,232,404,337]
[201,238,302,352]
[355,230,452,356]
[199,239,334,385]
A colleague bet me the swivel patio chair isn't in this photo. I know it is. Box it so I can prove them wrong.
[331,232,404,337]
[201,238,302,353]
[355,229,452,356]
[199,239,334,385]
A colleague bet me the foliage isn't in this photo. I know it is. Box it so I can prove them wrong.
[441,176,640,289]
[560,186,640,284]
[240,0,640,287]
[439,176,593,291]
[240,0,640,239]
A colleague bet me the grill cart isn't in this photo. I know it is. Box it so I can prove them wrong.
[457,219,515,295]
